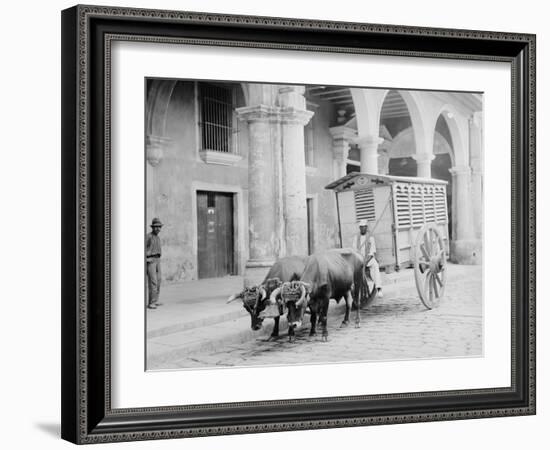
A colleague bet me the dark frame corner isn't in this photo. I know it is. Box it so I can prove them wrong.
[61,4,536,444]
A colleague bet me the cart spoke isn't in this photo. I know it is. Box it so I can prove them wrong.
[431,228,439,255]
[432,274,440,298]
[432,233,440,255]
[434,272,443,287]
[428,274,434,305]
[423,271,430,298]
[423,231,432,255]
[420,243,431,261]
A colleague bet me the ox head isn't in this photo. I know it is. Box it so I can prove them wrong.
[268,281,311,330]
[227,279,282,331]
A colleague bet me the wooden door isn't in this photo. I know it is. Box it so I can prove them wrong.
[197,191,235,278]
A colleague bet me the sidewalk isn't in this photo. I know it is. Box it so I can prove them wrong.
[146,264,478,369]
[147,275,245,339]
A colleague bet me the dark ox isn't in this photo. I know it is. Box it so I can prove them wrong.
[268,280,308,342]
[226,256,306,338]
[269,248,364,341]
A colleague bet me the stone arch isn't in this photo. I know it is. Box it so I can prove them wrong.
[146,79,177,138]
[433,116,456,167]
[389,127,454,161]
[434,104,469,167]
[239,83,250,106]
[394,90,426,150]
[380,90,429,154]
[377,89,431,177]
[350,88,388,136]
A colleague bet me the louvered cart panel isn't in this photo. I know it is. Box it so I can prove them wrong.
[326,173,449,309]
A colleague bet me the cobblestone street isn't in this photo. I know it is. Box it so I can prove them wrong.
[158,267,482,369]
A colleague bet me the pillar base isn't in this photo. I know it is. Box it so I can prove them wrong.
[450,239,482,265]
[244,259,275,287]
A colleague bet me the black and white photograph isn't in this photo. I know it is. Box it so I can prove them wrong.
[144,80,484,370]
[1,0,544,447]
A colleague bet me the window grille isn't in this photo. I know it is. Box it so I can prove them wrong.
[354,188,376,222]
[199,83,236,153]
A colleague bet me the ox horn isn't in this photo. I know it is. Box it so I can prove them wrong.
[295,284,307,308]
[226,293,241,304]
[259,286,267,301]
[269,287,281,305]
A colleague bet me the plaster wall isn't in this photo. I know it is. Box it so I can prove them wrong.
[147,81,250,281]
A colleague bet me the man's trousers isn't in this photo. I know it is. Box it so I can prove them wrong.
[366,257,382,287]
[146,258,161,305]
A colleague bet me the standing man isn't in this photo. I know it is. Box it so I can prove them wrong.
[146,217,163,309]
[353,219,383,298]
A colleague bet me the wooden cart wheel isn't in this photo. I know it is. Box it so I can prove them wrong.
[413,224,447,309]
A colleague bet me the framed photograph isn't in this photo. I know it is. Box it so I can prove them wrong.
[61,4,536,444]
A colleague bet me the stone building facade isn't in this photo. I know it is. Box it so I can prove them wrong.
[146,80,483,284]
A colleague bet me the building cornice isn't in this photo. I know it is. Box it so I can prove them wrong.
[236,105,313,125]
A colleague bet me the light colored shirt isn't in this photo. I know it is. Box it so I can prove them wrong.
[146,232,162,258]
[354,234,376,258]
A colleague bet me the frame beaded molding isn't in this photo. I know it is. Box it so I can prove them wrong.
[72,4,536,444]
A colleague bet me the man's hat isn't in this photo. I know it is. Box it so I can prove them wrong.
[150,218,163,228]
[358,219,368,227]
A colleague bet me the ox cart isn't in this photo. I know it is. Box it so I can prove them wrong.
[325,173,450,309]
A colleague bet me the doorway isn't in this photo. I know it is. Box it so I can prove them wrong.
[197,191,235,278]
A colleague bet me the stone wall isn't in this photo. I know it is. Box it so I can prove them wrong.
[147,81,250,281]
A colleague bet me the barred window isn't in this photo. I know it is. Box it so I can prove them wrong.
[199,83,236,153]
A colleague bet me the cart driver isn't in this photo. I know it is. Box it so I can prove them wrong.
[353,219,383,298]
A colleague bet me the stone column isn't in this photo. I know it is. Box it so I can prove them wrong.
[236,105,279,285]
[278,86,314,257]
[413,153,435,178]
[329,126,356,179]
[449,165,479,264]
[356,135,383,174]
[378,150,390,175]
[469,112,483,241]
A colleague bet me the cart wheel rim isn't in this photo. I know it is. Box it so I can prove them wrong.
[413,224,447,309]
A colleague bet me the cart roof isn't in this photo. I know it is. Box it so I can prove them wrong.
[325,172,448,192]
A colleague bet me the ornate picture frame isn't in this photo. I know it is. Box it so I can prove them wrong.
[61,4,535,444]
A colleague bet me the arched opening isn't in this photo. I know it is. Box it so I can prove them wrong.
[433,114,454,239]
[147,79,247,146]
[380,90,416,176]
[146,79,177,140]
